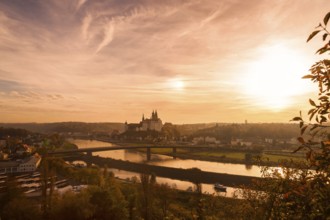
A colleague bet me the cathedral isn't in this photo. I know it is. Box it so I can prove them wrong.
[125,110,163,132]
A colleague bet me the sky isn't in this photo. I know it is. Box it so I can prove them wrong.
[0,0,329,124]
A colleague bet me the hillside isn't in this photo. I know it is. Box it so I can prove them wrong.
[0,122,126,134]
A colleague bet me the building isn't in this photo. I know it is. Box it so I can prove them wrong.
[0,154,41,173]
[0,152,8,160]
[0,140,6,149]
[192,136,220,145]
[15,144,32,156]
[205,136,220,144]
[125,110,163,132]
[231,138,253,147]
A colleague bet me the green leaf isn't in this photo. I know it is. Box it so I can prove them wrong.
[293,145,304,153]
[309,99,316,106]
[323,33,328,41]
[320,116,327,123]
[292,116,302,121]
[297,137,305,144]
[310,124,318,131]
[301,126,308,135]
[308,108,315,115]
[302,74,314,79]
[324,12,330,25]
[318,96,329,100]
[309,110,317,121]
[316,45,330,54]
[307,30,321,42]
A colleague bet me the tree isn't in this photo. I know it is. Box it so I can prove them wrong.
[240,12,330,219]
[50,191,93,220]
[0,177,25,218]
[154,183,173,219]
[41,157,57,219]
[238,161,313,219]
[139,173,156,220]
[244,153,253,163]
[290,11,330,218]
[2,198,42,220]
[89,188,128,220]
[121,183,139,220]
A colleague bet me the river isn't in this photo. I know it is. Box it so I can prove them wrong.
[70,139,264,196]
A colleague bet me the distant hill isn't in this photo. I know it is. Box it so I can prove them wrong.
[0,122,300,140]
[191,123,300,141]
[175,123,218,136]
[0,127,31,138]
[0,122,126,134]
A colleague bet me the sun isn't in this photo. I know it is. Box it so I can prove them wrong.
[168,78,185,91]
[242,44,311,111]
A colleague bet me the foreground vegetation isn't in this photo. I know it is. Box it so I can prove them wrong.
[0,159,246,220]
[238,12,330,219]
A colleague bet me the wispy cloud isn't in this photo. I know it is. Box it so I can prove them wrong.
[95,21,115,53]
[0,0,328,123]
[0,79,26,92]
[81,13,92,42]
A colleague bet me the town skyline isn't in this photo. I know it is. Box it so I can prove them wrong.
[0,0,329,124]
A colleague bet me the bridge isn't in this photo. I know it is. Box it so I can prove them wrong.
[48,145,213,161]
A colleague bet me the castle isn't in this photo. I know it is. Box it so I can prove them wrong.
[125,110,163,132]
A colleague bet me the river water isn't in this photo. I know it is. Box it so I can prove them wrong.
[70,139,263,196]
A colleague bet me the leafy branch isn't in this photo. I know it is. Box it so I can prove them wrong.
[292,12,330,166]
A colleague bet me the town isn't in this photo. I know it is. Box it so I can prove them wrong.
[0,1,329,218]
[0,111,305,200]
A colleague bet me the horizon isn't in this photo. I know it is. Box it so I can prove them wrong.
[1,0,329,124]
[0,120,298,126]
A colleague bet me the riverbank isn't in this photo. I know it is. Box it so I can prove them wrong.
[109,141,306,167]
[66,155,260,188]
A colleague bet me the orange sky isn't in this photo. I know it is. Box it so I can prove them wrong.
[0,0,328,124]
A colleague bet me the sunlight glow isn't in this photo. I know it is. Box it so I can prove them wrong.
[242,44,312,111]
[168,78,185,91]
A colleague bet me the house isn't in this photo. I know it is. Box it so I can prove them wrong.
[15,144,32,156]
[205,136,220,144]
[0,140,6,149]
[231,139,243,146]
[265,138,274,144]
[0,154,41,174]
[0,152,8,160]
[240,141,253,147]
[231,139,253,147]
[192,137,204,145]
[17,154,41,173]
[192,136,220,145]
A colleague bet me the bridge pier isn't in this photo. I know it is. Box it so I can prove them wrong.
[172,147,177,159]
[147,148,151,161]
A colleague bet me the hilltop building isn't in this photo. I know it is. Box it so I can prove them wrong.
[125,110,163,132]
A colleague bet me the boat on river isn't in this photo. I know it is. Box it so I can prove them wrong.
[214,183,227,192]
